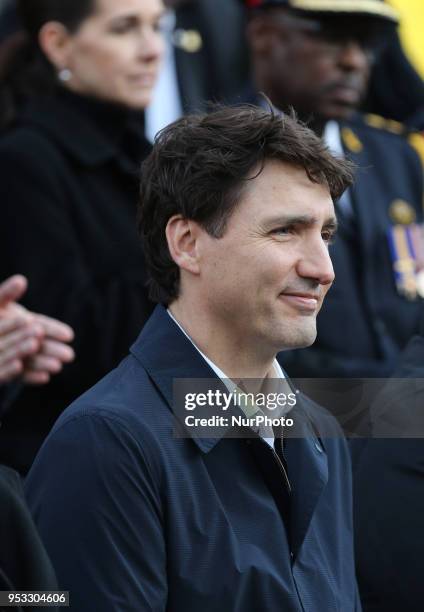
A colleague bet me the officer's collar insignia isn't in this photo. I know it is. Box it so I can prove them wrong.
[341,127,363,153]
[389,199,416,225]
[172,29,203,53]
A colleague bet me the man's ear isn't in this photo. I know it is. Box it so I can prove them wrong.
[38,21,73,72]
[247,16,275,56]
[166,215,201,275]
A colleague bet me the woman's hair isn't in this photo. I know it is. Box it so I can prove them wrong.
[0,0,95,128]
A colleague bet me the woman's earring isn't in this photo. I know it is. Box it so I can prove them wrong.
[58,68,73,82]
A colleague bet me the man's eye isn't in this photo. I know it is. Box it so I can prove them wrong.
[110,23,132,34]
[272,226,293,236]
[154,16,168,34]
[322,231,335,244]
[110,18,137,34]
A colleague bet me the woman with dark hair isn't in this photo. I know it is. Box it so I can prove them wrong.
[0,0,165,474]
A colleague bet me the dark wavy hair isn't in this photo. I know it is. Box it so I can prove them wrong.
[0,0,95,128]
[138,104,354,305]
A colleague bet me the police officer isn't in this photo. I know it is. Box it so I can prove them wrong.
[244,0,424,381]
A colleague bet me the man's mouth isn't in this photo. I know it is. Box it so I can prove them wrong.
[278,292,320,312]
[331,86,361,104]
[327,81,364,106]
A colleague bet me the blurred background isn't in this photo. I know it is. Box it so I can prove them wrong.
[390,0,423,77]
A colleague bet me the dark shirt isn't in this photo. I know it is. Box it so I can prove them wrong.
[0,89,153,473]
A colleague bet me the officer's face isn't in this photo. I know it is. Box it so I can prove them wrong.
[195,160,336,353]
[249,11,381,122]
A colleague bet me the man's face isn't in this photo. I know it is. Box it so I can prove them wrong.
[195,160,336,354]
[249,10,380,121]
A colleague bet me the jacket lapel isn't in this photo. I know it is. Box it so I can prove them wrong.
[285,400,329,558]
[130,305,230,453]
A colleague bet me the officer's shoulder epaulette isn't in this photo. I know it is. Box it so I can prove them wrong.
[364,113,424,166]
[407,131,424,168]
[340,114,404,155]
[364,113,406,136]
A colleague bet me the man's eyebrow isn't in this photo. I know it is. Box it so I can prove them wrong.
[262,214,338,230]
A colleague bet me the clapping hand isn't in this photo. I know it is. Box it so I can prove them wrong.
[0,275,75,385]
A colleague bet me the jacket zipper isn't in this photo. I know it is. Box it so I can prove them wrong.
[271,447,291,492]
[272,425,291,492]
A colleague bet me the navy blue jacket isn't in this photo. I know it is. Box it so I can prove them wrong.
[26,306,360,611]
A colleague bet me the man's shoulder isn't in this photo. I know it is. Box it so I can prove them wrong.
[50,353,173,447]
[25,350,182,513]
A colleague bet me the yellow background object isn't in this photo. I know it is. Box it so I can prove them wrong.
[389,0,424,77]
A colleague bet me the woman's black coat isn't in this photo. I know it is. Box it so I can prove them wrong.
[0,90,154,473]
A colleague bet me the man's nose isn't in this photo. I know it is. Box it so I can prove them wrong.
[337,40,370,72]
[296,240,335,287]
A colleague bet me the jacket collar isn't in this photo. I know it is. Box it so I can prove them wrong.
[130,305,231,453]
[19,89,149,167]
[130,306,327,454]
